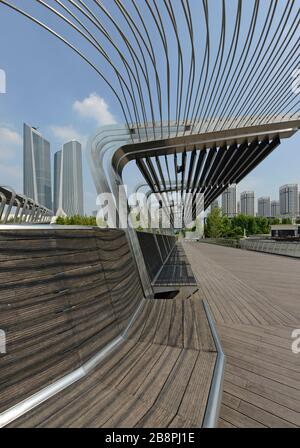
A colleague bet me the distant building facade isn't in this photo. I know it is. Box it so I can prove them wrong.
[241,191,255,216]
[271,200,280,218]
[53,150,62,214]
[55,141,84,216]
[279,184,299,218]
[222,185,236,217]
[257,197,271,218]
[23,123,52,209]
[210,200,219,212]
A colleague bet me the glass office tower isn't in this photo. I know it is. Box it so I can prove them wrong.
[23,123,52,210]
[53,150,62,214]
[54,141,84,216]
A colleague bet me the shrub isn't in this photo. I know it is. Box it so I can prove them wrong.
[55,215,97,226]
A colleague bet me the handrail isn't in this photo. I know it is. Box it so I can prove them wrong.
[202,300,226,428]
[0,186,53,224]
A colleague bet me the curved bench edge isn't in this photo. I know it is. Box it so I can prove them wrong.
[202,300,226,428]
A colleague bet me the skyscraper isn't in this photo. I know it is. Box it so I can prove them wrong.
[210,199,219,212]
[23,123,52,209]
[241,191,255,216]
[271,200,280,218]
[279,184,299,218]
[257,197,271,217]
[222,185,236,217]
[53,150,62,214]
[55,141,84,216]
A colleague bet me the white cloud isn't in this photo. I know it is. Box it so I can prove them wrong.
[0,146,16,161]
[0,127,22,145]
[73,93,116,126]
[0,161,22,191]
[0,125,22,190]
[0,127,22,163]
[50,125,87,146]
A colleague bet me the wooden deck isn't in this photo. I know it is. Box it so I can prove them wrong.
[8,287,216,428]
[183,242,300,428]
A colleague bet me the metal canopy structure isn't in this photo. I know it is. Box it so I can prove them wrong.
[0,0,300,426]
[112,119,299,218]
[1,0,299,224]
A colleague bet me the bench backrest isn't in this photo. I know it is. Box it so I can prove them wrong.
[0,227,144,413]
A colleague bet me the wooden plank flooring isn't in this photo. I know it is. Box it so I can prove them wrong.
[8,288,216,428]
[183,242,300,428]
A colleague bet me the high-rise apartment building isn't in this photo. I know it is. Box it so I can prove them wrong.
[271,200,280,218]
[279,184,299,218]
[222,185,236,217]
[241,191,255,216]
[257,197,271,218]
[54,141,84,216]
[23,123,52,209]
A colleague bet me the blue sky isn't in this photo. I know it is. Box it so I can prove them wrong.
[0,0,299,214]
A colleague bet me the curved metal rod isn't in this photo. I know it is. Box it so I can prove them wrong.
[0,192,7,221]
[228,0,296,129]
[3,186,16,224]
[198,0,227,132]
[238,9,300,128]
[41,0,140,132]
[0,0,132,130]
[217,0,260,129]
[87,0,151,137]
[0,0,298,136]
[13,197,21,223]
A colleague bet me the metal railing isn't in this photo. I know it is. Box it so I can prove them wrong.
[202,300,226,428]
[240,238,300,258]
[0,186,53,224]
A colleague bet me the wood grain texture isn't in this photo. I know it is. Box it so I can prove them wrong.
[7,288,216,428]
[184,242,300,428]
[2,229,216,429]
[0,228,143,412]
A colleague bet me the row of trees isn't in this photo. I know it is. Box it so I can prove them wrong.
[205,207,288,239]
[55,215,97,226]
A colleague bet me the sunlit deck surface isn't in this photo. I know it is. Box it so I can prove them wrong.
[184,242,300,428]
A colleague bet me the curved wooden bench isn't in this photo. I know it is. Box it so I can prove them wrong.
[0,227,220,428]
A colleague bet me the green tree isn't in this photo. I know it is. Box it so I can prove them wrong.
[255,217,270,234]
[205,207,223,238]
[282,217,292,224]
[221,215,232,237]
[269,217,280,225]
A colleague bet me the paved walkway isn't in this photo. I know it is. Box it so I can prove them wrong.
[183,242,300,428]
